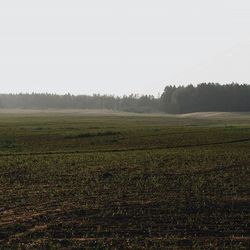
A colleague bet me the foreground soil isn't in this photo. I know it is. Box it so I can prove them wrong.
[0,112,250,249]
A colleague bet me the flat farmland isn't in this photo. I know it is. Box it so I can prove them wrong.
[0,111,250,249]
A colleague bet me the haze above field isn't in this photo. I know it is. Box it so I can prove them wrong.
[1,0,250,96]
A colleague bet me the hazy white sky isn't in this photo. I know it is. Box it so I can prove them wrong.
[0,0,250,96]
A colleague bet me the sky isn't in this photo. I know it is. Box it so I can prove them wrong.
[0,0,250,96]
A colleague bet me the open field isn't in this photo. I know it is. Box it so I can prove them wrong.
[0,111,250,249]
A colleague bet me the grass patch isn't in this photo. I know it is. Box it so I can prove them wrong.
[65,131,121,139]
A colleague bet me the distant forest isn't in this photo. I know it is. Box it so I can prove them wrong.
[0,83,250,114]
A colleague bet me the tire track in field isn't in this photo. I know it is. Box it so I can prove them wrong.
[0,138,249,157]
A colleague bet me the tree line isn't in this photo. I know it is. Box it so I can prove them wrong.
[0,83,249,114]
[160,83,250,113]
[0,93,159,113]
